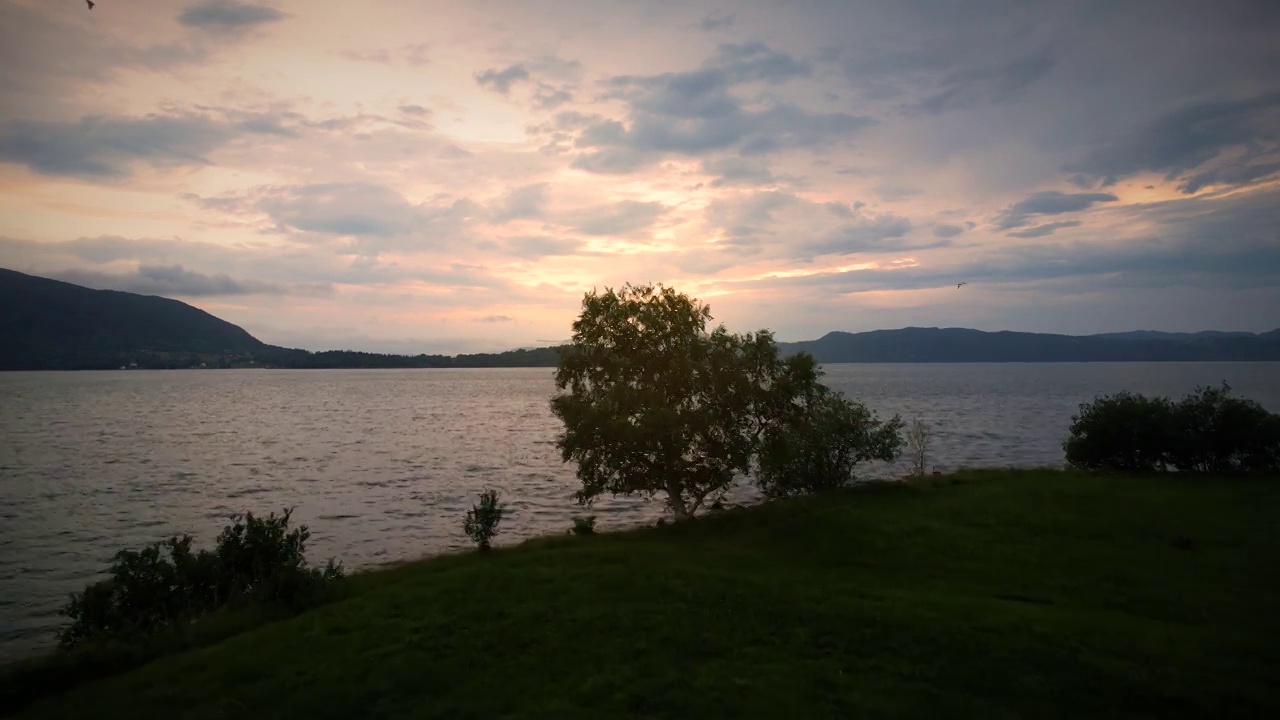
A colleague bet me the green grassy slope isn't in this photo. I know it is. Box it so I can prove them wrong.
[15,470,1280,719]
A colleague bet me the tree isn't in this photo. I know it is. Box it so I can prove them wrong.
[550,283,903,520]
[463,490,505,551]
[905,417,930,477]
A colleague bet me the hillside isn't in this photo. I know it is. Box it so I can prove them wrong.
[779,327,1280,363]
[8,471,1279,718]
[0,268,267,370]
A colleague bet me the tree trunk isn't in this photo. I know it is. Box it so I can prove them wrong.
[665,478,690,521]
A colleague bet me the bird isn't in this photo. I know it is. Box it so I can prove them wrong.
[956,281,968,288]
[87,0,95,9]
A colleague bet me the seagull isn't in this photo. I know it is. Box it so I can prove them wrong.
[87,0,95,9]
[956,281,968,288]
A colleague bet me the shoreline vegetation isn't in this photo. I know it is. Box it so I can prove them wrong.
[3,283,1279,717]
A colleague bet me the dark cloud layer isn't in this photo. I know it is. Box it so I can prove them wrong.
[735,185,1280,295]
[48,264,327,297]
[178,1,286,33]
[564,41,870,173]
[909,52,1055,115]
[1006,220,1082,239]
[0,112,291,179]
[1064,92,1280,192]
[996,191,1119,230]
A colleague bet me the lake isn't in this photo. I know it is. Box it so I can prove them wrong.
[2,362,1278,660]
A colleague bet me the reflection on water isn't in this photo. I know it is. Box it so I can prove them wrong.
[1,363,1277,659]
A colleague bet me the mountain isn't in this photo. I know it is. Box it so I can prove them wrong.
[778,327,1280,363]
[1088,330,1261,341]
[1,268,267,370]
[4,267,1279,369]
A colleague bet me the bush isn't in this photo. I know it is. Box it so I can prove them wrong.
[1064,383,1280,474]
[755,391,904,498]
[1063,391,1177,473]
[59,509,343,649]
[570,515,597,536]
[1169,383,1280,473]
[463,490,505,550]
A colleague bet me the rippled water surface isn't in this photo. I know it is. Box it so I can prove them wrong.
[2,363,1278,659]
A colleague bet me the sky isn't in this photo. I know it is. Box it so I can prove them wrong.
[1,0,1279,354]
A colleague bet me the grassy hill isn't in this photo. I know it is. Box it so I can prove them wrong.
[8,470,1278,719]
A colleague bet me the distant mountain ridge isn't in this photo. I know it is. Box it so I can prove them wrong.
[2,267,1279,369]
[777,327,1280,363]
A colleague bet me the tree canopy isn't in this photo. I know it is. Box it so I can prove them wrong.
[550,283,903,519]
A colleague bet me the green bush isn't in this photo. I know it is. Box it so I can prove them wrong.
[463,490,505,550]
[1064,383,1280,474]
[59,509,343,649]
[570,515,597,536]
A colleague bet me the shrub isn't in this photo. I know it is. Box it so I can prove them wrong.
[1064,391,1177,473]
[463,490,505,550]
[570,515,597,536]
[755,391,905,498]
[59,509,343,649]
[1063,383,1280,474]
[1169,383,1280,473]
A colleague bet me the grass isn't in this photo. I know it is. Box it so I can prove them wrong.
[7,469,1280,719]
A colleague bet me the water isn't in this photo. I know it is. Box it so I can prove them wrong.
[1,363,1278,660]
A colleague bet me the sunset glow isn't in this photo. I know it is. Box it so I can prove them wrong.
[2,0,1278,353]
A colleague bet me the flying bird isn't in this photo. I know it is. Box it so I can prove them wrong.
[957,282,968,288]
[87,0,95,9]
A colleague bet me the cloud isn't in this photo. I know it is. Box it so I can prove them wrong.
[1064,92,1280,191]
[908,53,1055,115]
[245,182,477,253]
[178,1,286,34]
[46,264,329,298]
[995,191,1119,230]
[568,200,670,236]
[496,236,583,259]
[474,64,531,95]
[0,112,286,179]
[564,42,869,173]
[1178,161,1280,195]
[698,13,736,32]
[474,315,515,323]
[933,224,965,238]
[532,83,574,109]
[341,43,430,67]
[702,156,776,187]
[798,213,916,258]
[1007,220,1082,239]
[488,183,549,222]
[728,185,1280,296]
[703,191,798,247]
